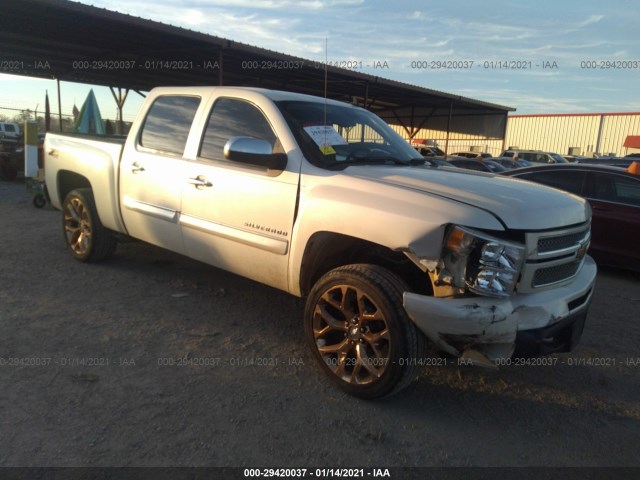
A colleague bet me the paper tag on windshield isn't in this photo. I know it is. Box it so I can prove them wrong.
[303,125,348,154]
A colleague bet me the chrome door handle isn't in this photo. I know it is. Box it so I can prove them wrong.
[188,176,213,188]
[131,162,145,173]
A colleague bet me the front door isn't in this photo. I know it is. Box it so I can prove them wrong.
[180,96,299,291]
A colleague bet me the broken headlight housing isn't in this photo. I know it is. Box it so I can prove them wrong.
[438,225,525,298]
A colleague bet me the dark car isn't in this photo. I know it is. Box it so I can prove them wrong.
[451,151,493,159]
[503,163,640,271]
[413,145,445,157]
[575,157,634,168]
[447,157,507,173]
[424,156,459,168]
[491,157,531,169]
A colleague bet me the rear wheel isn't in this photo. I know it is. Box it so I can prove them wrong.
[62,188,116,262]
[305,264,424,399]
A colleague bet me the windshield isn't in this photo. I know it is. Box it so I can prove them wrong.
[551,153,568,163]
[276,100,424,169]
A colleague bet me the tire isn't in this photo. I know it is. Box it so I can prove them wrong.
[304,264,425,399]
[33,194,46,208]
[62,188,117,262]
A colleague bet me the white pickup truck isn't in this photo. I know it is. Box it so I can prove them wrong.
[45,86,597,398]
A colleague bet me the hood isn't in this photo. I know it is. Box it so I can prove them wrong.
[348,165,590,230]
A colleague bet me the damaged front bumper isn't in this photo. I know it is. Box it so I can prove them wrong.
[403,255,597,366]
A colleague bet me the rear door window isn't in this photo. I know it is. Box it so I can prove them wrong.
[519,170,586,195]
[587,172,640,206]
[139,95,201,155]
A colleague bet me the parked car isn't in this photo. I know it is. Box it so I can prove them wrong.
[413,145,445,157]
[0,138,23,180]
[491,157,527,169]
[451,151,492,159]
[447,157,507,173]
[423,156,459,168]
[503,163,640,272]
[574,157,634,168]
[0,122,21,140]
[563,155,588,163]
[625,153,640,159]
[500,149,568,164]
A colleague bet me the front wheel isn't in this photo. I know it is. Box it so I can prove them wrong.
[304,264,424,399]
[62,188,117,262]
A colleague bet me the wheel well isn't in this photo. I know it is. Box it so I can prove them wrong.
[299,232,433,297]
[57,170,91,205]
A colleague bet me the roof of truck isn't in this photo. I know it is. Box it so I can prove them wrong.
[149,86,357,107]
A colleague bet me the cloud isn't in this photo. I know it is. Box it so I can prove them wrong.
[577,15,604,28]
[181,9,206,25]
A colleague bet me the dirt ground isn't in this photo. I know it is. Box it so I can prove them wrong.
[1,178,639,469]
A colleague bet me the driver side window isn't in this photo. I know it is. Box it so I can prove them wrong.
[199,98,278,162]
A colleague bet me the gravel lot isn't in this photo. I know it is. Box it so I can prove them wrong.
[1,178,639,470]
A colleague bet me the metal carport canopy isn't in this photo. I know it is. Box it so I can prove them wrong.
[0,0,514,138]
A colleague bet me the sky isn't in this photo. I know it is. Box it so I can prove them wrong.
[1,0,639,123]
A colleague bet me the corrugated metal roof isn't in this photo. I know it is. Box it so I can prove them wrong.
[510,112,640,118]
[0,0,512,138]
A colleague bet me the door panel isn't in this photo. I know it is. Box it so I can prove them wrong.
[120,152,186,252]
[180,96,298,292]
[586,172,640,267]
[119,95,201,253]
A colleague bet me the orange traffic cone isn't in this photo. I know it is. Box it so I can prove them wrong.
[627,161,640,175]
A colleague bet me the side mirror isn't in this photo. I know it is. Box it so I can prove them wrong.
[223,136,287,170]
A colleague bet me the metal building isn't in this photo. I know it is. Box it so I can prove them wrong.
[504,113,640,157]
[391,112,640,158]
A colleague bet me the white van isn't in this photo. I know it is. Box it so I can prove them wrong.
[0,122,21,139]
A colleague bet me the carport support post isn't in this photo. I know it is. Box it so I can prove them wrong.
[444,101,453,158]
[57,78,62,132]
[110,87,129,135]
[219,47,224,86]
[501,112,509,154]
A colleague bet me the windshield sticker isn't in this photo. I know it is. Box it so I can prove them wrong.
[303,125,348,155]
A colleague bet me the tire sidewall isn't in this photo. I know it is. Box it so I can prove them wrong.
[304,265,415,399]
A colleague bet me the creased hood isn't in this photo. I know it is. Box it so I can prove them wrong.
[349,166,591,230]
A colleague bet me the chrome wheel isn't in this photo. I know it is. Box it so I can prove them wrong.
[306,265,425,398]
[61,188,116,262]
[312,284,392,385]
[64,196,92,256]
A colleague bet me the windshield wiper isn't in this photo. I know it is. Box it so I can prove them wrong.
[324,156,425,170]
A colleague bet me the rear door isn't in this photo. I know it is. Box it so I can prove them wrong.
[119,95,201,253]
[584,171,640,267]
[179,94,299,291]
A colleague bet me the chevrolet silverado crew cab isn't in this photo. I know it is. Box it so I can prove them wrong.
[45,87,596,398]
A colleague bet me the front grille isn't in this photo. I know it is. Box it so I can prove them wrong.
[532,261,582,287]
[538,228,589,254]
[519,223,591,293]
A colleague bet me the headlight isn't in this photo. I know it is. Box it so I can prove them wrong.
[439,226,525,298]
